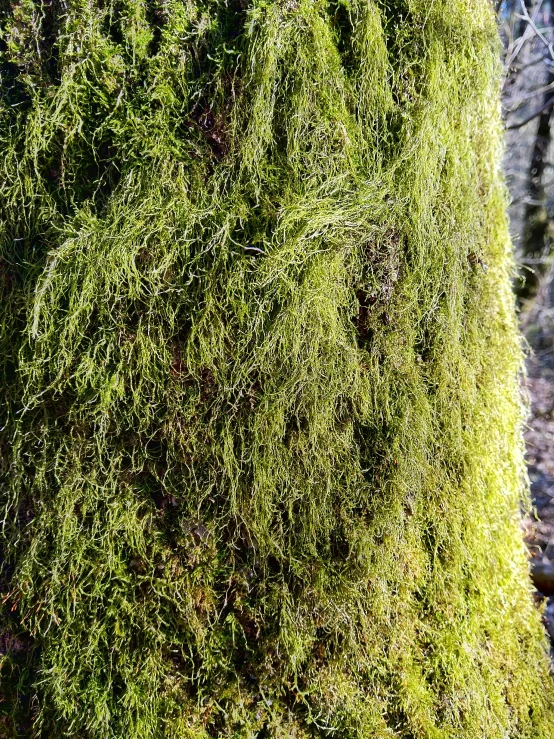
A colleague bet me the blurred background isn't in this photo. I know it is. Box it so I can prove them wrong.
[498,0,554,650]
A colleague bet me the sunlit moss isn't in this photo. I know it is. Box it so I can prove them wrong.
[1,0,553,736]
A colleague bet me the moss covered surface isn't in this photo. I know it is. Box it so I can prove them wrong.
[0,0,553,736]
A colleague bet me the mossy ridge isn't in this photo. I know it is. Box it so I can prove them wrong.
[0,0,552,736]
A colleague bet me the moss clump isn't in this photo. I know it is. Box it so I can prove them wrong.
[0,0,552,736]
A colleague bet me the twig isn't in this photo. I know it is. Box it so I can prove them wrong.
[511,55,549,73]
[504,79,554,112]
[516,0,554,63]
[506,95,554,129]
[505,0,544,67]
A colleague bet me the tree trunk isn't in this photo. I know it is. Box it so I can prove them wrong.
[0,1,553,737]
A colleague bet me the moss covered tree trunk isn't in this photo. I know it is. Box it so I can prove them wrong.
[1,1,553,736]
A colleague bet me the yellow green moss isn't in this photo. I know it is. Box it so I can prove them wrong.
[0,0,552,736]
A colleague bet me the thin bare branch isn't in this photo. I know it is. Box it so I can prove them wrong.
[516,0,554,63]
[506,94,554,129]
[504,80,554,111]
[505,0,544,67]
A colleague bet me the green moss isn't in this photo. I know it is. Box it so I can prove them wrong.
[0,0,552,736]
